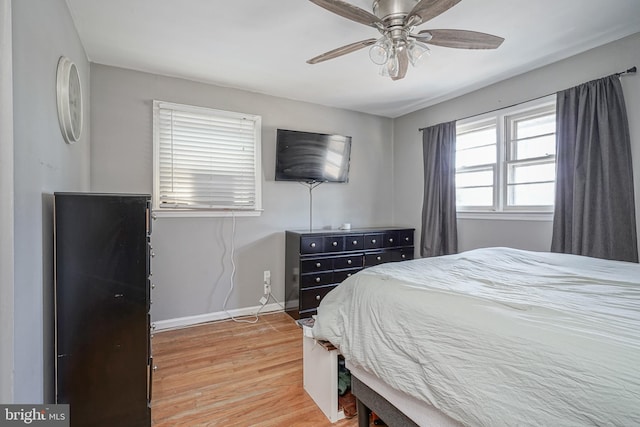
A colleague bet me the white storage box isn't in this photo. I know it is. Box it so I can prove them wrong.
[302,327,345,423]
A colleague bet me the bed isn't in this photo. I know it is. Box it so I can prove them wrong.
[311,247,640,427]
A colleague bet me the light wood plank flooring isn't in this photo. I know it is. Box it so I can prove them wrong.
[152,312,359,427]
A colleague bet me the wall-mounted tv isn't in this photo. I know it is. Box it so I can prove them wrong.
[275,129,352,183]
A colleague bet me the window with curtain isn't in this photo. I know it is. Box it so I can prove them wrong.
[455,96,556,213]
[153,101,262,216]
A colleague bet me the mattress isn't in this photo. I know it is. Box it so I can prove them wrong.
[312,247,640,427]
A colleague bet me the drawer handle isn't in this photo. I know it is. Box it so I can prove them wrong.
[389,238,394,243]
[332,241,338,246]
[371,239,376,244]
[315,295,321,301]
[405,237,410,241]
[352,240,358,245]
[316,262,322,268]
[347,259,352,265]
[402,254,406,259]
[310,242,316,248]
[315,277,321,283]
[376,256,382,261]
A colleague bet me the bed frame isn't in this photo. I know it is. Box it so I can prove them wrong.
[348,363,462,427]
[352,375,419,427]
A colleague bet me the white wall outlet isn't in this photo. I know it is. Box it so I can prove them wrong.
[263,270,271,285]
[264,283,271,295]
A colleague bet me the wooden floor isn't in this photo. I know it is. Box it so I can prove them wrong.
[151,312,360,427]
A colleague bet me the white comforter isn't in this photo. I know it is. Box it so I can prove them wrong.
[312,247,640,427]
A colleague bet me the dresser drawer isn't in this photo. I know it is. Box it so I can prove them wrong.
[333,268,361,283]
[300,285,337,312]
[364,233,384,249]
[383,230,399,247]
[323,236,345,252]
[301,257,333,272]
[364,251,391,266]
[301,272,334,288]
[392,248,414,262]
[398,229,414,246]
[345,234,364,251]
[301,236,324,254]
[333,254,363,270]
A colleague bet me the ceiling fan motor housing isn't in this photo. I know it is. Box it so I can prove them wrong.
[373,0,419,43]
[372,0,419,21]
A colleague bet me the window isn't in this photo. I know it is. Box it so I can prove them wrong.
[153,101,262,216]
[455,96,556,214]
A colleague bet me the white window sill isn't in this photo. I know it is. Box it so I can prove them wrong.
[457,211,554,221]
[152,209,263,218]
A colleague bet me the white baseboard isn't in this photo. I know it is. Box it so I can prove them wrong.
[154,303,284,332]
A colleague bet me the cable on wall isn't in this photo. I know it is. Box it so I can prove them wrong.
[221,211,283,324]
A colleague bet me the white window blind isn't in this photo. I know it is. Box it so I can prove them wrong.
[153,101,262,214]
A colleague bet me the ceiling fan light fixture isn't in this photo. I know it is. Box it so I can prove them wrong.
[379,47,400,78]
[407,39,431,67]
[369,37,391,65]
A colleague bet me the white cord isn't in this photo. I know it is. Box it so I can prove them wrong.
[207,218,226,310]
[221,211,272,324]
[266,291,284,310]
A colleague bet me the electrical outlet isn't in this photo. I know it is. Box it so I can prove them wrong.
[263,270,271,285]
[264,283,271,295]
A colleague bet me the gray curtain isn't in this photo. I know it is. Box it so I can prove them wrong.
[420,121,458,257]
[551,75,638,262]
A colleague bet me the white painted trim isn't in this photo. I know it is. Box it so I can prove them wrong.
[0,0,14,404]
[153,303,284,332]
[457,211,553,221]
[152,209,262,219]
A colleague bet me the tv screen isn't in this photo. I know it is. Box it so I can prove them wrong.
[275,129,351,183]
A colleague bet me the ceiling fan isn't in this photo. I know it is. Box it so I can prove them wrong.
[307,0,504,80]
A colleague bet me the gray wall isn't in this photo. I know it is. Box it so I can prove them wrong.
[89,64,395,322]
[11,0,90,403]
[393,32,640,255]
[1,0,14,403]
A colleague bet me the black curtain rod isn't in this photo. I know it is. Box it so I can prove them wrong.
[616,66,637,76]
[419,66,637,132]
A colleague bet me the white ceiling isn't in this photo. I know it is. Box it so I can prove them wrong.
[66,0,640,118]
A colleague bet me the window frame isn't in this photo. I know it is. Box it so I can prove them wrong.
[152,100,262,217]
[455,116,499,211]
[455,96,556,219]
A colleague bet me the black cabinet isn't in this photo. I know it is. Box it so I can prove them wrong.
[285,227,415,319]
[54,193,152,427]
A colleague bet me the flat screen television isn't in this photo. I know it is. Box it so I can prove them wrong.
[275,129,351,183]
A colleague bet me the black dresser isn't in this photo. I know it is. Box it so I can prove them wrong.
[54,193,152,427]
[285,227,415,319]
